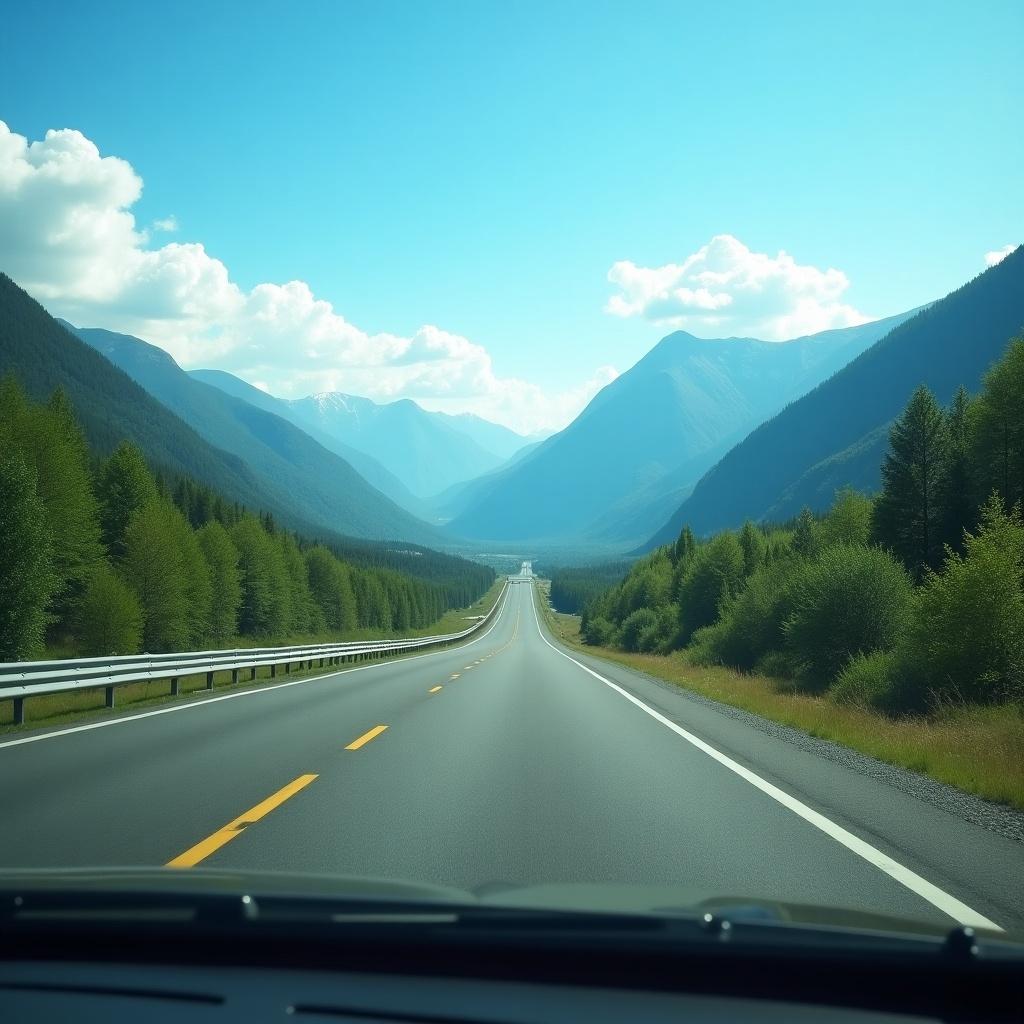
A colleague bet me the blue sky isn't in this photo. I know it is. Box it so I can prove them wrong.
[1,0,1020,431]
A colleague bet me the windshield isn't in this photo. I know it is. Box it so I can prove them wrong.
[0,0,1022,955]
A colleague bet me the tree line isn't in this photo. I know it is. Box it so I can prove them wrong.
[573,336,1024,712]
[0,377,493,660]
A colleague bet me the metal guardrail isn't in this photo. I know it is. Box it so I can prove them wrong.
[0,582,508,726]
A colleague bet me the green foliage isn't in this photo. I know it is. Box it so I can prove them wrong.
[75,562,143,657]
[548,562,629,614]
[121,498,192,652]
[939,386,975,554]
[820,488,873,548]
[739,521,766,576]
[618,607,659,652]
[831,651,899,709]
[872,385,948,577]
[791,507,821,558]
[677,532,745,643]
[196,522,241,642]
[305,546,358,633]
[0,451,59,659]
[897,495,1024,707]
[97,442,159,559]
[971,337,1024,513]
[581,615,616,646]
[782,545,912,690]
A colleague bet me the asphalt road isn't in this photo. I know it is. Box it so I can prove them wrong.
[2,574,1022,933]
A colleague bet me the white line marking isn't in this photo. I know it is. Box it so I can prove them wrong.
[528,587,1002,932]
[0,587,511,751]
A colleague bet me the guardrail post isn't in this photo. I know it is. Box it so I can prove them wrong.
[105,686,115,709]
[271,663,277,678]
[206,671,214,690]
[231,668,239,685]
[13,697,24,726]
[170,677,179,697]
[250,667,256,681]
[285,662,290,674]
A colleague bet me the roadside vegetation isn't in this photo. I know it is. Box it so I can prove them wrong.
[550,337,1024,808]
[0,375,493,663]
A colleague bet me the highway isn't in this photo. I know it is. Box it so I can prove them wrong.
[1,564,1022,933]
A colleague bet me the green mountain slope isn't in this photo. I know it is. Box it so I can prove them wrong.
[66,323,441,544]
[644,245,1024,547]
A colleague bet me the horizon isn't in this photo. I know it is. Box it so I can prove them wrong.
[1,0,1020,433]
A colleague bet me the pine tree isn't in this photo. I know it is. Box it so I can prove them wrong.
[121,498,190,651]
[97,442,159,559]
[0,451,59,659]
[792,507,821,559]
[197,521,242,642]
[939,386,975,554]
[739,521,766,576]
[971,337,1024,512]
[231,516,277,636]
[871,385,948,577]
[76,562,143,657]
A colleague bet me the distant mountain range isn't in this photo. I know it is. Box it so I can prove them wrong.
[32,313,442,545]
[192,371,535,501]
[644,244,1024,548]
[442,310,919,546]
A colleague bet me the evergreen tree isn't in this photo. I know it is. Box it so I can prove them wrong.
[791,507,821,559]
[673,525,697,566]
[739,521,766,576]
[871,385,948,577]
[939,386,975,554]
[820,488,873,548]
[197,521,242,642]
[97,442,159,559]
[231,516,276,636]
[971,337,1024,512]
[169,510,213,647]
[121,498,190,651]
[76,562,143,656]
[0,451,59,659]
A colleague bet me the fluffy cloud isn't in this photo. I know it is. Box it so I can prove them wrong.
[984,244,1015,267]
[0,121,611,434]
[606,234,870,341]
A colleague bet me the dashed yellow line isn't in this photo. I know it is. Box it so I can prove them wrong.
[166,773,318,868]
[429,685,442,694]
[450,673,460,680]
[345,724,389,750]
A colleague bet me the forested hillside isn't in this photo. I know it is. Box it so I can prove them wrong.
[0,274,438,545]
[69,324,441,543]
[646,245,1024,546]
[580,336,1024,713]
[0,378,493,661]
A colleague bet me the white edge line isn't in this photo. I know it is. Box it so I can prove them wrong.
[528,584,1003,933]
[0,585,512,751]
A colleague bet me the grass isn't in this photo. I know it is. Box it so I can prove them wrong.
[3,579,508,734]
[536,584,1024,811]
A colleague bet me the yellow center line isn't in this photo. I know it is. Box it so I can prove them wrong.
[166,773,318,869]
[346,724,389,750]
[450,673,460,680]
[429,685,442,693]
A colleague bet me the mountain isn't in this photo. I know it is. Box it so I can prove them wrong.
[432,410,538,462]
[48,317,441,544]
[286,393,517,497]
[188,368,430,518]
[444,310,920,546]
[644,245,1024,547]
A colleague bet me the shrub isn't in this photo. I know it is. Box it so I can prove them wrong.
[618,607,659,652]
[677,532,745,643]
[896,496,1024,707]
[831,650,899,709]
[581,615,616,646]
[754,649,798,680]
[783,544,912,690]
[75,562,143,657]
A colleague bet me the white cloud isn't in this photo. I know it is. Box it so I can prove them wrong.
[984,244,1015,267]
[606,234,870,341]
[0,120,601,434]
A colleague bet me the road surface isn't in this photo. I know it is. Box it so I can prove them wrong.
[2,569,1021,932]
